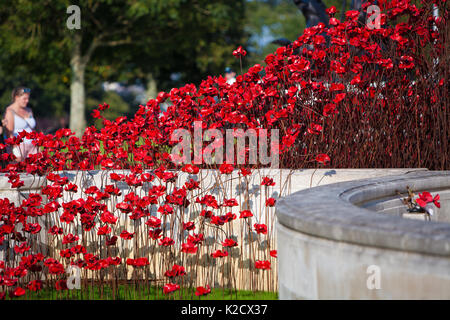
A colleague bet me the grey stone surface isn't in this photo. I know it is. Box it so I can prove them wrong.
[0,173,46,205]
[276,170,450,299]
[277,171,450,256]
[278,222,450,299]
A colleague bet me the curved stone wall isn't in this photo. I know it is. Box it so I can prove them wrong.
[0,173,46,205]
[276,170,450,299]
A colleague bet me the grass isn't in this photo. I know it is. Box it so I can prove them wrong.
[9,284,278,300]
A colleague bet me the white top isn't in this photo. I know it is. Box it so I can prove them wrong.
[226,77,236,85]
[12,110,36,140]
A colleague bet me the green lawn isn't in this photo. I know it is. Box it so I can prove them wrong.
[10,285,277,300]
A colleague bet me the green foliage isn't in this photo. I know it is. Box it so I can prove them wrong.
[9,284,278,300]
[86,90,130,126]
[0,0,247,119]
[0,65,70,118]
[0,0,350,121]
[244,0,348,68]
[245,0,305,65]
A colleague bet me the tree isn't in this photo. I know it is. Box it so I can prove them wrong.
[244,0,348,67]
[0,0,246,135]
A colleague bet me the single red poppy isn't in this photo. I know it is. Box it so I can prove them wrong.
[239,210,253,218]
[195,285,211,296]
[163,283,180,294]
[255,260,271,270]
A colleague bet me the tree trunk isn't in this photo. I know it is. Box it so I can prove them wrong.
[70,33,87,137]
[146,73,158,102]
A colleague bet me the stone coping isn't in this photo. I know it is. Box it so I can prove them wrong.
[0,168,424,191]
[0,173,46,190]
[276,171,450,257]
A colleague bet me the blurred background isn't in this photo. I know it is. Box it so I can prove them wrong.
[0,0,345,134]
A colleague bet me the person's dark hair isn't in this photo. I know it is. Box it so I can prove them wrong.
[11,86,31,102]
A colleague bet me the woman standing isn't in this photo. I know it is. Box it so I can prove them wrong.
[3,87,38,162]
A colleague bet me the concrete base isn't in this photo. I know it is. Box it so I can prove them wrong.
[277,171,450,299]
[278,223,450,299]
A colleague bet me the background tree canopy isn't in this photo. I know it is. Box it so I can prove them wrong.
[0,0,343,133]
[245,0,345,67]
